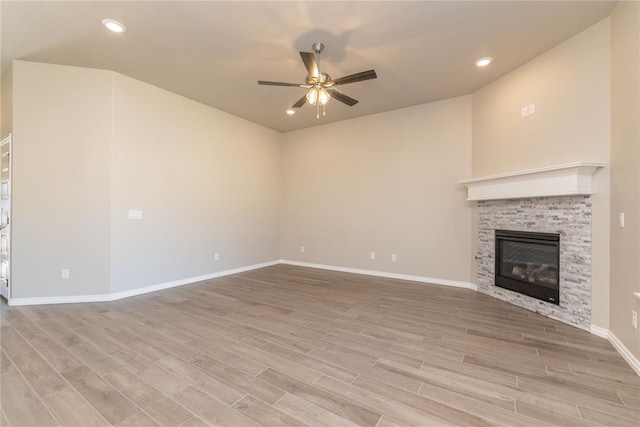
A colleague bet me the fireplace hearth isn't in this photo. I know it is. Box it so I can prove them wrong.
[495,230,560,304]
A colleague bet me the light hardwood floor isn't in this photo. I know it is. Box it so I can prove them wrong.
[1,264,638,426]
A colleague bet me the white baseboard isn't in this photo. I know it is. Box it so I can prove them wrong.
[7,293,114,306]
[7,258,638,377]
[280,259,477,291]
[7,260,280,306]
[608,331,640,377]
[590,324,609,338]
[110,260,281,300]
[7,259,475,306]
[589,324,640,377]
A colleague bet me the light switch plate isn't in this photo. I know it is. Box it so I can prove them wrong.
[128,210,143,220]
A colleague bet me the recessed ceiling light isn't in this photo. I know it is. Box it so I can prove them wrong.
[286,109,296,115]
[102,19,126,33]
[475,57,493,68]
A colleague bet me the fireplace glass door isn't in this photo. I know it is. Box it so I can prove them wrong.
[495,230,560,304]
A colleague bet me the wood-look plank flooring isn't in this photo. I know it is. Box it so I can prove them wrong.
[1,264,638,426]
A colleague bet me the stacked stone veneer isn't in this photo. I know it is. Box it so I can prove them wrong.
[477,196,592,330]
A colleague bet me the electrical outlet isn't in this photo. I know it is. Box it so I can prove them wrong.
[633,311,638,330]
[214,253,220,261]
[391,254,397,262]
[300,246,305,253]
[370,252,376,260]
[61,269,69,279]
[521,107,528,118]
[619,212,625,228]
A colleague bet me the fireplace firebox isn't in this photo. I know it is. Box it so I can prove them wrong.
[495,230,560,305]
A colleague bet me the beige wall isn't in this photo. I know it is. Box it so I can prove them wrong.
[11,61,112,298]
[9,61,282,299]
[281,96,473,283]
[610,2,640,359]
[471,20,611,328]
[110,73,282,292]
[1,65,12,137]
[472,19,611,175]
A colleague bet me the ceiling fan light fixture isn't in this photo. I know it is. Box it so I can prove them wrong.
[306,87,318,105]
[102,19,126,33]
[474,57,493,67]
[306,87,330,106]
[318,87,331,105]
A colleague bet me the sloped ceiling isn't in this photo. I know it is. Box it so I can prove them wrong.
[1,1,615,132]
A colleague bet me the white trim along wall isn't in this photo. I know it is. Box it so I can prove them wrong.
[7,260,280,306]
[6,259,639,377]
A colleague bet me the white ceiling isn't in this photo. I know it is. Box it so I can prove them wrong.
[1,1,615,132]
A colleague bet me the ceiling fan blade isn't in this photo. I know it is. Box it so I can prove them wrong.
[291,96,307,108]
[300,52,319,78]
[258,80,307,87]
[328,89,359,106]
[332,69,377,86]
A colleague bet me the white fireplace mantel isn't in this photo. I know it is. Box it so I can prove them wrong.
[458,162,605,201]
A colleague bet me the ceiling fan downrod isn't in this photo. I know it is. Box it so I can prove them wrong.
[312,42,327,118]
[312,42,324,55]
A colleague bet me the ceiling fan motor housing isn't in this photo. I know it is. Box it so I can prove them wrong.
[306,72,331,86]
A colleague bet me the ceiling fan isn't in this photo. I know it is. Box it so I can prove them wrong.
[258,42,377,118]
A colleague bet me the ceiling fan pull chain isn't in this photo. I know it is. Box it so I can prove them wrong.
[323,104,326,117]
[316,45,321,120]
[317,43,324,118]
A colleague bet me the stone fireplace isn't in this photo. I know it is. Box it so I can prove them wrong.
[459,163,604,330]
[478,196,591,329]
